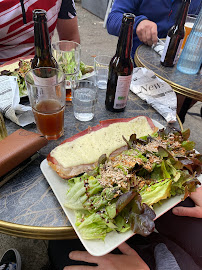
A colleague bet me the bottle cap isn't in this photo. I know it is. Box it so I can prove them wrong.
[33,9,47,22]
[122,13,135,24]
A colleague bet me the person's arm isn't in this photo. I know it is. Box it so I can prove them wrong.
[107,0,146,37]
[57,17,80,43]
[188,0,201,15]
[172,186,202,218]
[63,242,149,270]
[57,0,80,43]
[106,0,157,46]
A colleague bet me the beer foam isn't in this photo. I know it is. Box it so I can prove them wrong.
[185,22,194,28]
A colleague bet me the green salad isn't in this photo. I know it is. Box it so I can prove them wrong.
[0,59,93,97]
[64,127,202,240]
[0,59,31,97]
[57,51,94,79]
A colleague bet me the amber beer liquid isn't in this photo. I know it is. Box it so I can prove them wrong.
[65,71,78,102]
[161,0,190,67]
[65,73,78,101]
[32,9,58,69]
[105,13,134,112]
[65,76,75,101]
[66,88,72,101]
[65,72,79,101]
[33,100,65,140]
[181,21,195,49]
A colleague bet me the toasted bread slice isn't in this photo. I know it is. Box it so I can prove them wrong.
[47,116,156,179]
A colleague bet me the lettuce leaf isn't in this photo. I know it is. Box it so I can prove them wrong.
[114,215,130,232]
[65,175,103,210]
[181,141,195,151]
[77,212,113,240]
[140,179,172,206]
[83,186,119,212]
[170,170,200,197]
[106,203,117,219]
[118,195,156,236]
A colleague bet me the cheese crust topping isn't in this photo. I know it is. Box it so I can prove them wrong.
[50,116,154,168]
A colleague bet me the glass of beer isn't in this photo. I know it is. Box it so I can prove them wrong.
[25,67,66,140]
[52,41,81,101]
[181,15,197,49]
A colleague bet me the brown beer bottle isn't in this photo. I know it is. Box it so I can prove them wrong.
[32,9,58,68]
[105,13,134,112]
[161,0,190,67]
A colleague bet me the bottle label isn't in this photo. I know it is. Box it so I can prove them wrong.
[113,75,132,109]
[173,39,183,64]
[160,36,170,62]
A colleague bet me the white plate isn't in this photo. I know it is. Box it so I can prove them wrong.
[40,119,202,256]
[80,70,95,80]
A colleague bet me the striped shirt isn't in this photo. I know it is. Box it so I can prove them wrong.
[0,0,76,64]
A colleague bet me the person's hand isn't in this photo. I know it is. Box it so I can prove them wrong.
[63,242,149,270]
[172,186,202,218]
[136,19,158,46]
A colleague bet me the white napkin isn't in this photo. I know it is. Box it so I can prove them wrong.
[130,67,177,123]
[152,39,165,56]
[0,76,34,126]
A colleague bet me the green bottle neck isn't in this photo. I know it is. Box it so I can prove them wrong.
[175,0,190,30]
[34,18,53,59]
[116,15,134,60]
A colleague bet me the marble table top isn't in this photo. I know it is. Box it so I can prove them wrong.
[0,88,179,239]
[135,44,202,101]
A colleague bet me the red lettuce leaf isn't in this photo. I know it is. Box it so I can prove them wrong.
[116,190,137,214]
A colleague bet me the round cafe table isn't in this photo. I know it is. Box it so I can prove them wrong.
[0,83,181,240]
[134,44,202,123]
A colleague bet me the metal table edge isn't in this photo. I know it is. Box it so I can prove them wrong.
[0,220,77,240]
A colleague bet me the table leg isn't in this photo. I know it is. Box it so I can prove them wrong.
[178,97,193,124]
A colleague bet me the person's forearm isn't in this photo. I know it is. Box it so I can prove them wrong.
[106,0,137,36]
[188,0,201,15]
[107,11,123,37]
[57,17,80,43]
[106,0,148,38]
[107,12,148,42]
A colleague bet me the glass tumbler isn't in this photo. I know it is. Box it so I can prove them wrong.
[52,41,81,101]
[94,55,111,90]
[181,15,197,49]
[72,80,97,121]
[25,67,66,140]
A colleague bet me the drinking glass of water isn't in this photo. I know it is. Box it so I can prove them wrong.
[72,80,97,121]
[94,55,111,90]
